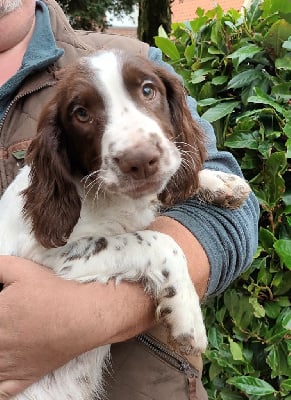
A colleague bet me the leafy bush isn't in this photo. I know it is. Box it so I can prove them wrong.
[156,0,291,398]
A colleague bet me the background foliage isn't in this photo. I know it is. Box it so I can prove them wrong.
[156,0,291,398]
[57,0,136,30]
[57,0,172,43]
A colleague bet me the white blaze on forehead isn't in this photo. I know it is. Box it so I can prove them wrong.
[87,52,167,149]
[88,52,129,113]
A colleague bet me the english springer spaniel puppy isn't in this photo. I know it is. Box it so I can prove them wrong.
[0,50,250,400]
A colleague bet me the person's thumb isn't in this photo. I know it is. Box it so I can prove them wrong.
[0,379,25,400]
[0,256,20,290]
[0,255,49,290]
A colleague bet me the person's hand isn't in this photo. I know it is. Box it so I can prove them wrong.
[0,256,95,398]
[0,255,155,399]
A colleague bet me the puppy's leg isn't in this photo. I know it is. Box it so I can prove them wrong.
[48,232,208,355]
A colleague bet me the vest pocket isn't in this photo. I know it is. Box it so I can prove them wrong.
[105,336,208,400]
[137,333,201,400]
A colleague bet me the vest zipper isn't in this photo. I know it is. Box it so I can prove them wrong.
[0,81,56,132]
[137,333,199,400]
[0,81,56,195]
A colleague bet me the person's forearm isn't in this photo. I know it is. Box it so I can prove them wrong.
[67,280,155,349]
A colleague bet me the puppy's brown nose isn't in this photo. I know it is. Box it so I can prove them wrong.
[114,145,160,179]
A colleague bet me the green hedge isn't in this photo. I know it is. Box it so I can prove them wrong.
[155,0,291,398]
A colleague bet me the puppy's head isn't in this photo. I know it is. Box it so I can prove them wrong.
[23,51,206,248]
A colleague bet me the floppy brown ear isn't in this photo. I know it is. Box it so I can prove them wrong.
[22,100,81,249]
[156,67,206,206]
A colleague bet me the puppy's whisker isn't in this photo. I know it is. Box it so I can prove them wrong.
[94,180,106,202]
[82,171,104,201]
[81,170,99,185]
[175,140,201,153]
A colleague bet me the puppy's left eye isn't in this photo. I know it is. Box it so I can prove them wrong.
[142,82,156,100]
[72,106,91,123]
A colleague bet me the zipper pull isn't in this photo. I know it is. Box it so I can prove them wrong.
[180,362,199,400]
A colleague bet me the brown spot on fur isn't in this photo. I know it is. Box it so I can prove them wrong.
[164,286,176,298]
[162,269,170,278]
[160,307,172,317]
[93,237,108,254]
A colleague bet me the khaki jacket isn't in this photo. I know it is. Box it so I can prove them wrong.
[0,1,207,398]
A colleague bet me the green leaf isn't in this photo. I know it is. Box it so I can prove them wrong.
[259,227,276,253]
[206,348,242,374]
[281,379,291,392]
[208,326,224,349]
[251,152,286,208]
[264,302,281,319]
[225,131,259,150]
[157,25,168,38]
[263,19,291,57]
[220,390,245,400]
[248,87,287,117]
[224,289,253,328]
[208,46,225,55]
[266,341,290,377]
[208,361,222,381]
[12,150,26,160]
[272,82,291,100]
[189,16,208,33]
[184,44,195,64]
[241,152,258,169]
[154,37,180,60]
[274,239,291,269]
[201,101,240,122]
[227,376,276,395]
[229,339,244,361]
[190,69,211,84]
[249,296,265,318]
[276,296,291,307]
[263,0,291,15]
[227,69,263,89]
[282,309,291,330]
[276,54,291,70]
[228,44,261,67]
[197,98,220,107]
[212,76,228,85]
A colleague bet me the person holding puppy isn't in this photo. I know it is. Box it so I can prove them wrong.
[0,1,259,399]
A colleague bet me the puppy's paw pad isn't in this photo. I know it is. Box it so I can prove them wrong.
[170,331,208,355]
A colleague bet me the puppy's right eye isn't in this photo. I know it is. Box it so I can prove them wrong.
[141,81,156,100]
[72,106,91,123]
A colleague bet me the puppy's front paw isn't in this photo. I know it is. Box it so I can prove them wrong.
[198,169,251,209]
[156,279,208,355]
[172,330,208,355]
